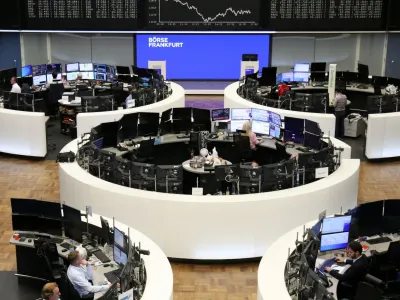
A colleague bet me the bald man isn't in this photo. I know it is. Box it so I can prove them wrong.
[10,77,21,93]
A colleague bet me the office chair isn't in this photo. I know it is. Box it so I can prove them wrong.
[374,241,400,282]
[354,282,383,300]
[8,92,20,110]
[275,142,288,161]
[21,83,31,94]
[233,134,253,163]
[65,275,94,300]
[189,132,200,156]
[337,259,372,300]
[20,93,34,111]
[132,138,155,163]
[47,83,65,117]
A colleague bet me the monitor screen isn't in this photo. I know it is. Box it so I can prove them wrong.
[95,73,106,81]
[230,119,249,132]
[311,62,327,73]
[173,108,192,121]
[11,198,61,219]
[33,75,47,86]
[269,124,281,139]
[32,64,47,76]
[321,216,352,234]
[212,109,230,121]
[94,64,107,73]
[320,232,349,252]
[269,112,282,127]
[136,34,271,80]
[294,72,310,83]
[311,219,322,237]
[46,74,62,83]
[47,63,62,74]
[285,117,304,132]
[231,108,251,120]
[66,63,79,72]
[384,201,400,217]
[304,133,321,150]
[113,245,128,266]
[251,108,269,122]
[252,120,270,135]
[22,65,32,77]
[294,63,310,73]
[63,205,83,242]
[67,72,78,81]
[114,226,125,249]
[280,72,294,82]
[81,72,94,80]
[79,63,93,72]
[116,66,131,74]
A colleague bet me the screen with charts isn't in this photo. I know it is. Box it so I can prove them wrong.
[81,72,95,80]
[251,108,269,122]
[231,108,251,120]
[269,124,281,139]
[20,0,138,30]
[114,227,125,249]
[321,216,351,235]
[66,72,78,81]
[230,119,249,132]
[252,120,270,135]
[66,63,79,73]
[212,109,230,121]
[79,63,94,72]
[113,245,128,266]
[136,34,271,80]
[47,64,62,74]
[269,112,281,127]
[294,63,310,73]
[33,75,47,86]
[279,72,294,82]
[320,232,349,252]
[32,64,47,77]
[294,72,310,83]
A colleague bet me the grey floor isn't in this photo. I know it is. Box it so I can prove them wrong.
[0,272,42,300]
[175,80,234,90]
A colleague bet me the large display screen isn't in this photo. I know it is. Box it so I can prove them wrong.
[321,216,351,235]
[136,34,271,80]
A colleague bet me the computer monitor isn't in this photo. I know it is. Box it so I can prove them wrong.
[356,201,384,221]
[280,72,294,82]
[252,120,270,136]
[214,164,239,181]
[22,65,32,77]
[95,72,106,81]
[211,108,230,121]
[294,62,310,73]
[81,72,94,80]
[311,62,326,73]
[114,226,126,250]
[156,165,183,181]
[358,63,369,77]
[161,109,172,123]
[114,245,128,266]
[311,219,322,237]
[294,72,310,83]
[384,201,400,217]
[305,120,321,135]
[132,162,156,180]
[269,124,281,139]
[79,63,93,72]
[11,198,62,219]
[320,231,349,252]
[33,75,47,86]
[94,63,107,73]
[230,119,249,132]
[119,113,138,140]
[46,63,62,74]
[138,112,159,136]
[284,117,304,143]
[63,204,83,242]
[32,64,47,76]
[11,215,63,236]
[192,108,211,125]
[304,133,321,150]
[321,216,352,234]
[269,111,281,127]
[66,72,78,81]
[116,66,130,74]
[260,67,277,86]
[46,73,62,83]
[239,164,262,180]
[66,62,79,73]
[172,107,192,121]
[231,108,251,120]
[251,108,269,122]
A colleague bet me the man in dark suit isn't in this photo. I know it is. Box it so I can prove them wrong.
[325,241,369,299]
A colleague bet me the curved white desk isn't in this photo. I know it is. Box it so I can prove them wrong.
[258,220,316,300]
[60,139,359,260]
[224,82,337,137]
[90,214,173,300]
[76,82,185,137]
[0,108,48,157]
[365,112,400,159]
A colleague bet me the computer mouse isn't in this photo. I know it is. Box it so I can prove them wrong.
[28,239,32,243]
[103,264,110,267]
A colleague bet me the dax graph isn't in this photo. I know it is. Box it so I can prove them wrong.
[146,0,259,29]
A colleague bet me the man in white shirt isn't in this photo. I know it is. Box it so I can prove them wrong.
[10,77,21,93]
[67,250,110,297]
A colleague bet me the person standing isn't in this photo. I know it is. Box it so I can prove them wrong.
[10,77,21,93]
[333,89,347,138]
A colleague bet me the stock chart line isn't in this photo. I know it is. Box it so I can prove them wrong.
[163,0,253,22]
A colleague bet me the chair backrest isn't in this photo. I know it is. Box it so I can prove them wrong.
[189,132,200,147]
[386,240,400,269]
[21,83,31,94]
[48,83,65,103]
[237,135,251,151]
[138,138,155,157]
[275,142,287,161]
[354,282,382,300]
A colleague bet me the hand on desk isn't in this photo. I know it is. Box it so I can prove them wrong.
[325,266,332,272]
[335,257,345,264]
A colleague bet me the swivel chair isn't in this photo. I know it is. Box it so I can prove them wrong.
[132,138,155,163]
[275,142,288,161]
[373,241,400,282]
[47,83,65,117]
[65,275,94,300]
[354,281,383,300]
[233,134,252,163]
[189,132,200,156]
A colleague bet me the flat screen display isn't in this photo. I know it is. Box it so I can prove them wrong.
[230,119,249,132]
[81,72,94,80]
[80,63,93,72]
[294,72,310,83]
[113,245,127,266]
[252,120,270,135]
[94,64,107,73]
[251,108,269,122]
[294,63,310,73]
[47,64,62,74]
[67,72,78,81]
[22,65,32,77]
[321,216,352,235]
[320,232,349,252]
[136,34,271,80]
[269,124,281,139]
[231,108,251,120]
[66,63,79,72]
[279,72,294,82]
[32,64,47,76]
[33,75,47,85]
[114,226,125,249]
[212,109,230,121]
[269,112,282,127]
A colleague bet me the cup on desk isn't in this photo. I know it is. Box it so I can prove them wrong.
[13,233,20,240]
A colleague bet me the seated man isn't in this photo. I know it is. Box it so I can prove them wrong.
[67,250,110,297]
[41,282,61,300]
[10,77,21,93]
[325,241,369,299]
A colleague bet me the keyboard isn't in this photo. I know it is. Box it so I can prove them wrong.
[177,135,189,139]
[49,238,64,244]
[93,250,111,263]
[104,268,122,283]
[318,258,336,272]
[356,85,369,89]
[367,236,392,245]
[60,242,75,250]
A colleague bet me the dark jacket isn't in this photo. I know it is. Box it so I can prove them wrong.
[329,254,369,285]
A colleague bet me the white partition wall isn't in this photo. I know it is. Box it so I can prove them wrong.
[224,82,337,137]
[76,82,185,137]
[0,109,47,157]
[366,112,400,159]
[240,61,259,78]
